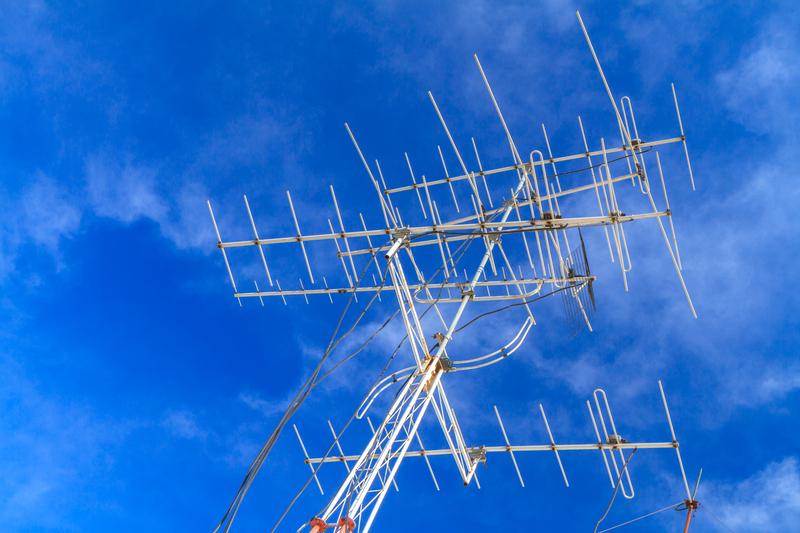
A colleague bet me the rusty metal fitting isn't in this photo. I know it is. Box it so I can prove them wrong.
[309,517,329,532]
[336,517,356,532]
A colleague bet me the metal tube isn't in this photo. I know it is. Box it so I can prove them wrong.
[656,152,683,270]
[437,144,461,212]
[539,404,569,487]
[207,200,242,306]
[659,380,692,500]
[578,115,614,261]
[429,91,482,204]
[293,424,324,495]
[384,136,683,194]
[286,191,315,284]
[471,137,494,207]
[330,186,360,283]
[494,405,525,487]
[404,152,428,219]
[243,194,273,286]
[344,122,397,227]
[672,83,696,191]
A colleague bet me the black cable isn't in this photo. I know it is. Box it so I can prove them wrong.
[273,211,495,530]
[548,147,652,180]
[453,282,586,334]
[213,246,391,533]
[270,332,410,532]
[594,448,638,533]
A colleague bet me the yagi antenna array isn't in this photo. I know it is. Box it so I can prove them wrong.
[295,382,693,503]
[208,10,701,533]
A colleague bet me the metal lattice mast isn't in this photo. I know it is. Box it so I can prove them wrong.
[207,10,703,533]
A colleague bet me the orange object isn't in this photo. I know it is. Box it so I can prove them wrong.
[309,517,328,532]
[336,517,356,532]
[682,500,699,533]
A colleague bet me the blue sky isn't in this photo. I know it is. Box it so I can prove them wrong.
[1,1,799,531]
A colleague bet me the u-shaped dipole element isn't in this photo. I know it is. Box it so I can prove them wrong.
[577,115,614,262]
[620,96,652,194]
[529,150,560,281]
[592,389,635,499]
[540,124,573,257]
[587,399,615,488]
[599,140,630,290]
[671,83,696,191]
[619,97,639,188]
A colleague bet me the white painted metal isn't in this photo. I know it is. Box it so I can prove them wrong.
[206,10,701,532]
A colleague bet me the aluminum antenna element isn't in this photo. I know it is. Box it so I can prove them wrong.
[206,10,702,533]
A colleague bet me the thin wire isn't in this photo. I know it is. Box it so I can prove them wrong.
[454,282,586,333]
[549,147,652,179]
[698,503,738,533]
[597,501,683,532]
[312,309,401,387]
[272,224,485,530]
[269,193,509,530]
[594,448,638,533]
[326,224,490,524]
[213,245,391,533]
[282,212,494,529]
[271,333,409,532]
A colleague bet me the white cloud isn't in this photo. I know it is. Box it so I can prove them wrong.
[86,154,168,224]
[0,354,132,529]
[717,12,800,135]
[703,457,800,531]
[0,175,82,280]
[162,410,208,440]
[238,391,290,418]
[21,177,82,250]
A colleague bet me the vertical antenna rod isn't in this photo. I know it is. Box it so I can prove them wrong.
[672,83,696,191]
[207,200,242,306]
[286,191,315,284]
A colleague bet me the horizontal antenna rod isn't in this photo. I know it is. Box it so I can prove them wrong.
[385,137,684,194]
[305,441,679,464]
[218,211,670,249]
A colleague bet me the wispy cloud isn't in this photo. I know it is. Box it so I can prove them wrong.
[162,410,208,440]
[716,11,800,135]
[0,354,132,529]
[0,176,82,280]
[703,456,800,531]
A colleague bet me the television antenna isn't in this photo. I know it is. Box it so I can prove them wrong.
[207,10,702,533]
